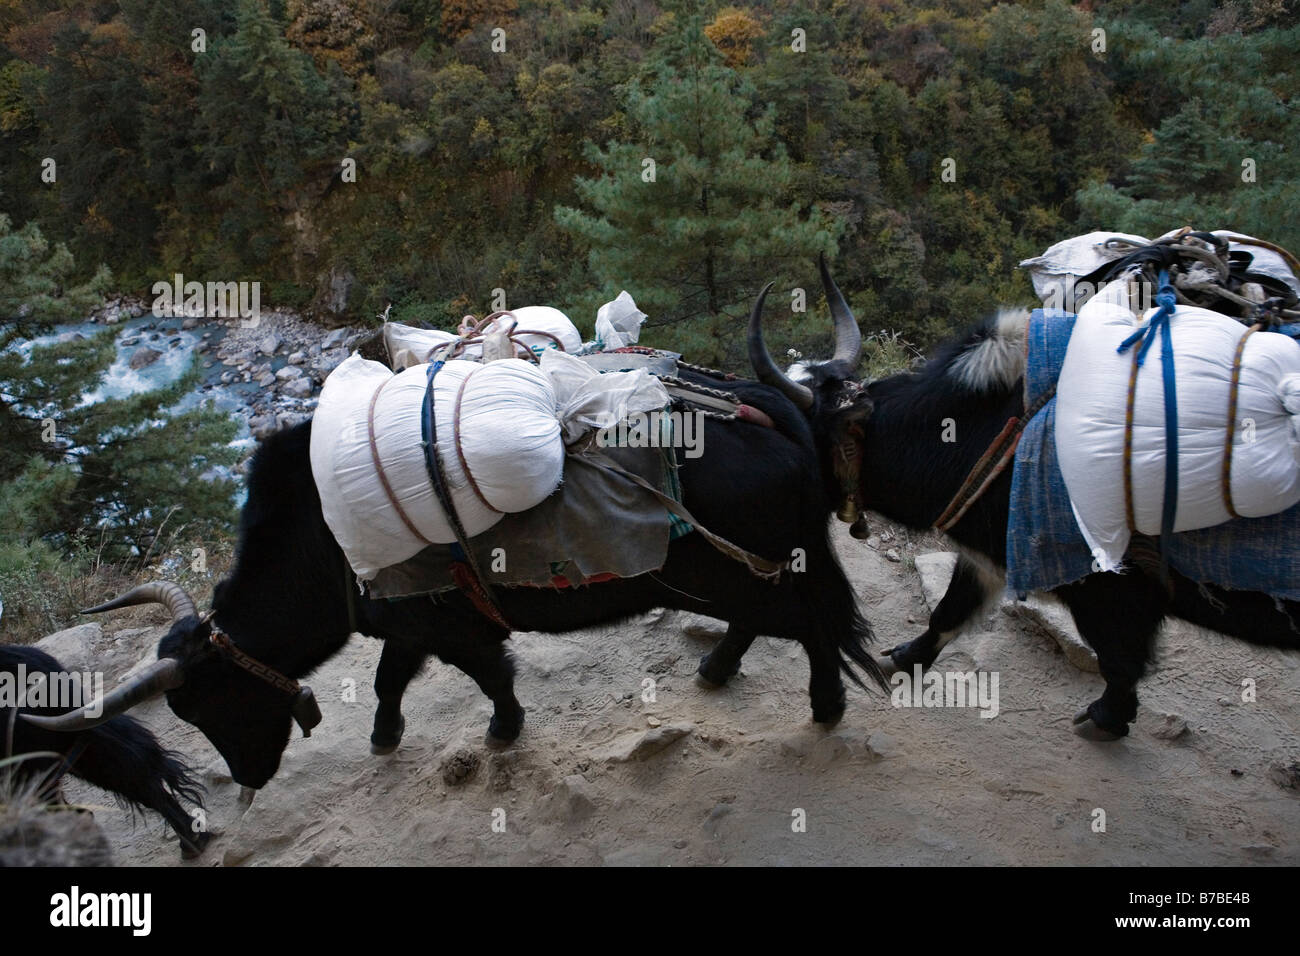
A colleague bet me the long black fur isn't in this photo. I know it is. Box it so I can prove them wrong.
[2,644,208,856]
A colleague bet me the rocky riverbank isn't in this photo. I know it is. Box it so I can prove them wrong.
[82,294,372,447]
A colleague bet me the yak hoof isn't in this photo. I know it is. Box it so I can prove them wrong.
[485,709,523,749]
[181,830,211,860]
[812,692,847,727]
[370,715,405,755]
[696,654,740,688]
[1071,708,1124,742]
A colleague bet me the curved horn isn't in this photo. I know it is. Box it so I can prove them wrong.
[820,253,862,368]
[748,282,814,410]
[20,658,184,732]
[82,581,197,624]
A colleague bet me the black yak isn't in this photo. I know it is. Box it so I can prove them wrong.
[23,304,888,790]
[2,643,208,857]
[705,264,1299,740]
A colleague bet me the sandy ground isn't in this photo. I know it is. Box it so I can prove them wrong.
[64,523,1299,866]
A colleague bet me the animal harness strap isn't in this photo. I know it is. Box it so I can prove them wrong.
[452,366,502,514]
[933,384,1056,533]
[420,361,510,629]
[573,440,789,582]
[368,377,434,546]
[1117,269,1180,559]
[1222,323,1263,520]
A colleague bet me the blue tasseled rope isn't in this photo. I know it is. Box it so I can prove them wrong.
[1117,270,1179,559]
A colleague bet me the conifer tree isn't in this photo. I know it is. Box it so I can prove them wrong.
[555,5,840,365]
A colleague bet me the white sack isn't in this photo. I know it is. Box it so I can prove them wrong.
[594,291,647,350]
[1055,279,1300,570]
[383,307,582,371]
[311,354,564,579]
[540,348,670,443]
[1018,231,1150,310]
[1020,229,1300,310]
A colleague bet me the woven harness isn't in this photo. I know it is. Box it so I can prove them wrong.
[206,621,323,737]
[931,384,1057,533]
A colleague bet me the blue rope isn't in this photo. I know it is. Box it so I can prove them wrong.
[1117,270,1179,559]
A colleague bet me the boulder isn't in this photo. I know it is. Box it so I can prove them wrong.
[128,346,164,370]
[35,622,102,670]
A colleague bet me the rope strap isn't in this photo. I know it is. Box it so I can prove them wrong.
[420,360,510,629]
[1222,323,1263,519]
[1117,269,1180,557]
[573,439,789,583]
[368,377,433,546]
[932,384,1057,533]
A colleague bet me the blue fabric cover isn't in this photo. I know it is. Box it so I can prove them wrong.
[1006,310,1300,600]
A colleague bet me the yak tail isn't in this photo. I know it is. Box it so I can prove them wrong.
[798,535,891,694]
[1168,575,1300,650]
[72,714,206,823]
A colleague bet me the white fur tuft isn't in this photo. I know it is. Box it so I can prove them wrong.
[786,361,816,385]
[949,307,1030,392]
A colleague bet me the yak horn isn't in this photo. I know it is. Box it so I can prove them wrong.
[20,658,184,732]
[748,282,814,410]
[820,253,862,368]
[82,581,197,624]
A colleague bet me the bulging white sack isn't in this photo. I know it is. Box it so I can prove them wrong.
[1055,280,1300,570]
[384,306,581,371]
[541,349,670,443]
[311,354,564,580]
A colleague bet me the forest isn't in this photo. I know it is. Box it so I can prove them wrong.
[1,0,1297,637]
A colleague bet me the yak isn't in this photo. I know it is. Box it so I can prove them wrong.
[701,265,1300,740]
[2,643,208,858]
[22,304,888,792]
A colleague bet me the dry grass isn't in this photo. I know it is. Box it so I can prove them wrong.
[0,755,113,866]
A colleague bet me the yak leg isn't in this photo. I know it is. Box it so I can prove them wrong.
[883,552,1001,673]
[696,624,757,687]
[424,617,525,747]
[1054,571,1165,740]
[371,639,426,755]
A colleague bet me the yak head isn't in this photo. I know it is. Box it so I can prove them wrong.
[19,581,309,790]
[21,426,344,791]
[748,256,875,532]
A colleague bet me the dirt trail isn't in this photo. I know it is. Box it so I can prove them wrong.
[70,525,1299,866]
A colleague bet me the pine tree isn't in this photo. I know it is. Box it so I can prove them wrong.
[555,6,840,365]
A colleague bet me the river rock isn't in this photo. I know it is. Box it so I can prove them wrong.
[275,365,304,381]
[288,351,306,365]
[282,377,314,399]
[322,328,349,349]
[258,333,282,356]
[249,415,278,440]
[257,372,276,388]
[128,346,164,370]
[182,318,200,330]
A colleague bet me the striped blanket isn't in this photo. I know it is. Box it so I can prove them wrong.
[1005,310,1300,600]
